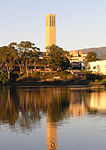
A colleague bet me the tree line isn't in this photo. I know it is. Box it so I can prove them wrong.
[0,41,70,82]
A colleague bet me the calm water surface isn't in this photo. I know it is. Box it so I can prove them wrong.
[0,87,106,150]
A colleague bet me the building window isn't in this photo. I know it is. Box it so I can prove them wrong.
[93,66,96,69]
[97,65,100,72]
[97,65,100,68]
[52,16,53,26]
[54,16,55,26]
[50,16,51,26]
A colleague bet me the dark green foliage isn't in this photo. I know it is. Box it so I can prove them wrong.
[0,41,40,84]
[16,41,40,75]
[31,72,40,81]
[56,71,68,80]
[10,72,19,82]
[86,73,103,81]
[0,45,18,80]
[17,72,40,83]
[0,72,8,84]
[8,41,40,76]
[0,41,105,85]
[47,44,70,71]
[85,52,99,64]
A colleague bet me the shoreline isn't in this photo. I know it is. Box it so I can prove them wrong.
[0,80,106,89]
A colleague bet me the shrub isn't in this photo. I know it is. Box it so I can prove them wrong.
[86,73,103,81]
[17,72,40,82]
[10,72,19,82]
[0,72,8,84]
[31,72,40,81]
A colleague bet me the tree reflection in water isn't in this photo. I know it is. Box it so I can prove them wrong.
[0,87,91,128]
[0,87,106,149]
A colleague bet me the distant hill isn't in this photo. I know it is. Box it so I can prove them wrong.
[81,47,106,60]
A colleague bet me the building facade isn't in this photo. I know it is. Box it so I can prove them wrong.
[89,60,106,75]
[69,50,87,63]
[46,14,56,55]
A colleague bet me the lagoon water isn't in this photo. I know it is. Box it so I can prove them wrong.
[0,87,106,150]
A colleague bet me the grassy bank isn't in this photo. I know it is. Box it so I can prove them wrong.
[0,71,106,87]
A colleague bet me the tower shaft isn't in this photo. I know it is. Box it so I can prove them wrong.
[46,14,56,55]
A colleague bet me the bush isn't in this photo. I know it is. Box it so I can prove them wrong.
[10,72,19,82]
[30,72,40,81]
[41,72,52,80]
[17,72,40,82]
[86,73,103,81]
[56,71,68,80]
[0,72,8,84]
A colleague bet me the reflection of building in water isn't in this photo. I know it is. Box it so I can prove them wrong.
[90,91,106,111]
[68,101,87,117]
[67,90,88,117]
[46,113,57,150]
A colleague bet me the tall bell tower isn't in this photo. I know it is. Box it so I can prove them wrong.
[46,14,56,55]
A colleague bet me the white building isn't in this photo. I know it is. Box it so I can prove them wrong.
[89,60,106,75]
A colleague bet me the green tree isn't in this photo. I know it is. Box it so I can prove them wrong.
[0,46,18,80]
[17,41,40,75]
[85,52,99,64]
[40,57,48,71]
[47,44,70,71]
[8,42,24,74]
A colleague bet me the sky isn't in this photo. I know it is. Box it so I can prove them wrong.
[0,0,106,52]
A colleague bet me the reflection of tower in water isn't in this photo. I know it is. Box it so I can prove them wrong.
[46,112,57,150]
